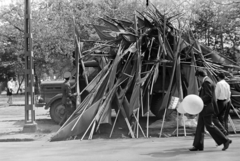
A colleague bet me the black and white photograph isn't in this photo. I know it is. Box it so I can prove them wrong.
[0,0,240,160]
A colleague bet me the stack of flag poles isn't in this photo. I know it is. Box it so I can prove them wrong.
[50,4,237,142]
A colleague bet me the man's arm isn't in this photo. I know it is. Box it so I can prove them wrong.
[65,84,76,98]
[215,83,220,100]
[227,84,231,102]
[201,81,213,104]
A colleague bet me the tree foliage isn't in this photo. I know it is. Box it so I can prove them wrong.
[0,0,240,83]
[190,0,240,62]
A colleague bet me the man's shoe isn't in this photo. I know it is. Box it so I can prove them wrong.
[222,139,232,151]
[189,147,203,151]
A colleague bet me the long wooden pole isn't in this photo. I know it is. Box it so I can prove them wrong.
[159,108,167,137]
[133,111,146,137]
[146,87,150,137]
[228,115,236,134]
[134,10,140,138]
[177,112,179,137]
[109,109,120,138]
[75,32,80,108]
[23,0,37,132]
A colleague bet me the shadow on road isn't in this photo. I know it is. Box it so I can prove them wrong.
[146,147,219,158]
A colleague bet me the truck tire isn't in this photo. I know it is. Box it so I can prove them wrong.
[50,99,65,124]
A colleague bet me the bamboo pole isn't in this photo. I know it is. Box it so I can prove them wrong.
[177,112,179,137]
[228,116,236,134]
[159,108,167,137]
[89,121,96,139]
[70,69,111,132]
[115,93,135,138]
[230,102,240,119]
[79,63,110,96]
[119,103,135,138]
[136,108,139,138]
[70,99,90,131]
[133,110,146,137]
[109,109,120,138]
[140,89,144,117]
[81,118,95,140]
[182,114,186,137]
[56,93,91,133]
[176,56,185,136]
[146,87,150,137]
[162,17,167,102]
[134,10,141,139]
[76,33,88,85]
[58,70,105,132]
[75,38,81,110]
[79,70,115,140]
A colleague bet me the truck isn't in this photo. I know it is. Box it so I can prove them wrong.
[35,60,102,124]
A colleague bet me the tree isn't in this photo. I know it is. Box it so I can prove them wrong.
[189,0,240,63]
[1,0,239,85]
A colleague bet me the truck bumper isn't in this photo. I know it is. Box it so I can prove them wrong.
[35,103,46,108]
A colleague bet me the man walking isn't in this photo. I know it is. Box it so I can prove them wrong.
[189,69,232,151]
[7,77,14,105]
[215,72,231,135]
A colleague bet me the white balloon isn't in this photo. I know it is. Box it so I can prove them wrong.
[182,94,204,115]
[177,102,186,114]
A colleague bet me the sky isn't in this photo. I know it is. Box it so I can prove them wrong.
[0,0,19,6]
[0,0,40,8]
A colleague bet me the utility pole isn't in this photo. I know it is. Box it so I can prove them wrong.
[23,0,37,132]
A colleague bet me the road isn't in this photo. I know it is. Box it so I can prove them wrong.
[1,135,240,161]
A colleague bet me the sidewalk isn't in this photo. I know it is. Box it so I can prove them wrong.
[0,94,240,142]
[0,93,35,106]
[0,94,59,142]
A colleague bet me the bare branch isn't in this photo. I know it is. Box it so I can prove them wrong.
[3,18,24,33]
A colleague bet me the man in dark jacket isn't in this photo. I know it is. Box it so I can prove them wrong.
[189,69,232,151]
[59,71,77,126]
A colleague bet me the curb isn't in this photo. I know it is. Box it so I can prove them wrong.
[0,138,34,142]
[9,104,25,106]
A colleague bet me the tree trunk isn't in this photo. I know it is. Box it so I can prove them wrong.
[17,76,24,94]
[207,28,210,46]
[205,30,207,44]
[220,32,224,51]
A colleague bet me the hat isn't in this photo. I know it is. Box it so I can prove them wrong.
[218,72,225,79]
[63,72,71,78]
[195,68,207,77]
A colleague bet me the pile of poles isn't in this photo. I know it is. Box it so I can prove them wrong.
[50,4,233,141]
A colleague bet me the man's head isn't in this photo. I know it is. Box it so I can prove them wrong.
[218,72,225,80]
[195,68,207,83]
[9,77,13,81]
[63,71,71,80]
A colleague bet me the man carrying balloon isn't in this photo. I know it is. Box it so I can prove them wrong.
[188,69,232,151]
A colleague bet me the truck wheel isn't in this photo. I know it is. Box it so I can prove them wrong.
[50,100,65,124]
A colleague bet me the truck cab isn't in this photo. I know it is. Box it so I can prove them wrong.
[35,60,101,124]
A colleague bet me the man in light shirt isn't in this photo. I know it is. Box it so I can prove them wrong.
[7,77,14,105]
[215,72,231,135]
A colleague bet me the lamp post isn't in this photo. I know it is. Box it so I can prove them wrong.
[23,0,37,132]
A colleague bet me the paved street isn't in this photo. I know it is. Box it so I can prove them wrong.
[0,135,240,161]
